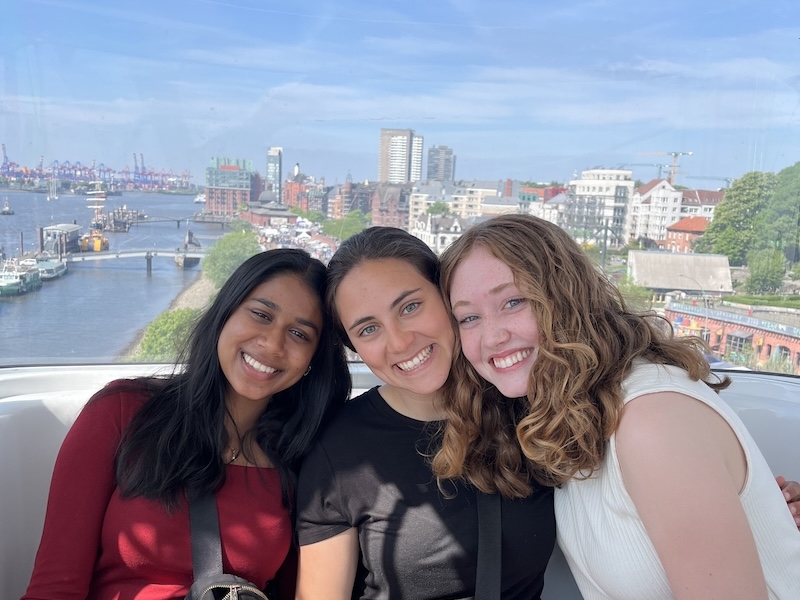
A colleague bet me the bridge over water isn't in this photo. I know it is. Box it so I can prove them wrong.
[63,248,206,272]
[134,214,230,229]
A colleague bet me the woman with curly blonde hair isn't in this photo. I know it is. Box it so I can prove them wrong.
[433,213,800,599]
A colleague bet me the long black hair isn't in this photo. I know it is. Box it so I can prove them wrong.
[114,249,351,509]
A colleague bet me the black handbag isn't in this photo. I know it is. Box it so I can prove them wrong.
[475,491,502,600]
[185,492,271,600]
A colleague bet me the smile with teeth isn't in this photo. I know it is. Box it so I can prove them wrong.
[492,349,532,370]
[243,352,278,374]
[396,345,433,372]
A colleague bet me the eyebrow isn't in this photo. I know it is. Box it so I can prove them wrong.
[345,288,421,333]
[451,281,514,310]
[253,298,320,334]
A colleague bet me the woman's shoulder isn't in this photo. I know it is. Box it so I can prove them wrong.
[84,378,156,419]
[622,361,713,402]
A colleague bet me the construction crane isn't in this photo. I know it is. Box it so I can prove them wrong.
[640,151,693,185]
[617,163,672,179]
[685,175,733,189]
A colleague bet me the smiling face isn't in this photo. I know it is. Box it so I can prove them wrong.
[449,246,540,398]
[335,258,455,398]
[217,273,323,411]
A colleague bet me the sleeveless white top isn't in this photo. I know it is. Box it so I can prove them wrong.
[554,361,800,599]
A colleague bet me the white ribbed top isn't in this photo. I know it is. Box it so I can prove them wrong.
[554,362,800,599]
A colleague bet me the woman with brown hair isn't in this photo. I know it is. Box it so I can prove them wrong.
[294,226,554,600]
[433,214,800,599]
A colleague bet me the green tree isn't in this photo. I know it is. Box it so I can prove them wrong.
[426,201,451,216]
[133,308,201,362]
[695,171,776,266]
[745,248,785,294]
[202,230,260,289]
[754,162,800,262]
[321,210,370,241]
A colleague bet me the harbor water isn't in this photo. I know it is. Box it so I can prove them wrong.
[0,190,226,365]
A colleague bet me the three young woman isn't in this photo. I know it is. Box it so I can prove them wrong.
[23,249,350,599]
[294,227,555,599]
[435,214,800,598]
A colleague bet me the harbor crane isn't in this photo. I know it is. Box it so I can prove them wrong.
[617,163,672,179]
[640,151,693,185]
[685,175,734,189]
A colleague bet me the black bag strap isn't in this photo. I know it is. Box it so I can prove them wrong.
[188,492,224,580]
[475,491,502,600]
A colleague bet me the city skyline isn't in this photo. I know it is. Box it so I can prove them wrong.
[2,0,799,187]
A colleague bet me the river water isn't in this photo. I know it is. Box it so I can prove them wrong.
[0,190,226,365]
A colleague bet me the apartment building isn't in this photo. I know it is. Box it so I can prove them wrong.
[408,180,502,224]
[628,179,724,245]
[426,145,456,181]
[265,147,283,204]
[378,128,424,184]
[565,168,635,246]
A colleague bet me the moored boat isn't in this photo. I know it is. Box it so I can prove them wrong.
[35,260,68,281]
[80,229,110,252]
[0,261,43,296]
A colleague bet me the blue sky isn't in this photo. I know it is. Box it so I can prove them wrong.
[2,0,799,187]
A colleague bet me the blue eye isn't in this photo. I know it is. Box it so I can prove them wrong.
[457,315,478,325]
[506,298,525,309]
[402,301,420,314]
[359,324,378,337]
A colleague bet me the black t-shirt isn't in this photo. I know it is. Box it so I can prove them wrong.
[296,387,555,600]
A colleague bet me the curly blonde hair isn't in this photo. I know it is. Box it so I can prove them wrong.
[431,214,728,497]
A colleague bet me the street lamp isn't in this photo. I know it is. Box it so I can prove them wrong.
[678,273,709,344]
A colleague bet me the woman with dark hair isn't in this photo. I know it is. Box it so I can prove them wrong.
[23,248,351,599]
[294,227,554,600]
[435,214,800,599]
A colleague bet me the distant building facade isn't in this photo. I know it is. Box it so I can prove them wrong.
[266,147,283,204]
[371,184,412,230]
[566,168,635,246]
[426,145,456,181]
[378,128,424,184]
[412,214,465,255]
[205,157,260,217]
[408,179,503,224]
[628,179,724,245]
[663,216,710,253]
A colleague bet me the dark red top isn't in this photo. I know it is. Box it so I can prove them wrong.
[22,381,292,600]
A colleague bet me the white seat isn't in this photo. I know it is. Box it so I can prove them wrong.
[2,366,798,600]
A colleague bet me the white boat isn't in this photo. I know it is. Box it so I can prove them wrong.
[0,260,43,296]
[35,259,68,280]
[1,199,13,215]
[194,192,206,204]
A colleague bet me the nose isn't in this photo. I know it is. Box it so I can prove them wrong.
[483,317,511,348]
[257,328,285,355]
[385,321,415,355]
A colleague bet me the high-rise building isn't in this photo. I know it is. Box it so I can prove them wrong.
[426,145,456,181]
[378,128,424,184]
[266,147,283,203]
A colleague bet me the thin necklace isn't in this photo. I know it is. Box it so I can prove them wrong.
[226,446,239,464]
